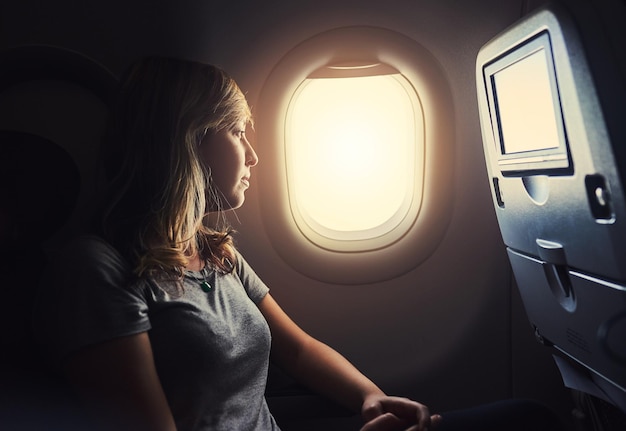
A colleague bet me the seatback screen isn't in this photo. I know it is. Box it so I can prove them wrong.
[493,48,561,154]
[483,31,571,175]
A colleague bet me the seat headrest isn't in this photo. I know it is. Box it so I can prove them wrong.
[0,44,117,107]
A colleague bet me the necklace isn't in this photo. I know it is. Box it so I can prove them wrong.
[185,265,213,292]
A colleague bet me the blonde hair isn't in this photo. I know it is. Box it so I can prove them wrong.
[99,57,252,279]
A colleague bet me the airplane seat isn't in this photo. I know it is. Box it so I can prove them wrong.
[265,362,358,429]
[476,3,626,431]
[0,45,116,429]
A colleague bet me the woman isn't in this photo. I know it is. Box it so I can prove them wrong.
[34,57,441,431]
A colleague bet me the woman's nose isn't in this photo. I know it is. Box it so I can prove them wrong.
[245,137,259,167]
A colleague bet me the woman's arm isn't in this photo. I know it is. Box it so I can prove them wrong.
[63,332,177,431]
[258,293,440,431]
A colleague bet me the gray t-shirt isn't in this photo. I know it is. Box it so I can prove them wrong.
[34,235,280,431]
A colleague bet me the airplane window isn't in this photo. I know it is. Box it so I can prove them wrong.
[286,67,423,246]
[256,26,453,283]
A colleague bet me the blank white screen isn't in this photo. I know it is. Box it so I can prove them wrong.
[494,48,561,154]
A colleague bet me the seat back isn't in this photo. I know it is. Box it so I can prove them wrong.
[476,3,626,412]
[0,45,116,429]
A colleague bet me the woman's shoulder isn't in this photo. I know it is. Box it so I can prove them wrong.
[231,249,269,302]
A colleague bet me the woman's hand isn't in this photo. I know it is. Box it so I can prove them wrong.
[360,394,442,431]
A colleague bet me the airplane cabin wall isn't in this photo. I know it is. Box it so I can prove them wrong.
[0,0,590,426]
[213,0,545,413]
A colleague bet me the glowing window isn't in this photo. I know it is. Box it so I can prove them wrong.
[285,63,424,249]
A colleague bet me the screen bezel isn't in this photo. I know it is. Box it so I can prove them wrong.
[483,31,572,176]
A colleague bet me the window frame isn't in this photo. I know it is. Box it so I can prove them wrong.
[256,26,455,284]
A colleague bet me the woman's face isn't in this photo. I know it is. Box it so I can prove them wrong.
[199,121,258,210]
